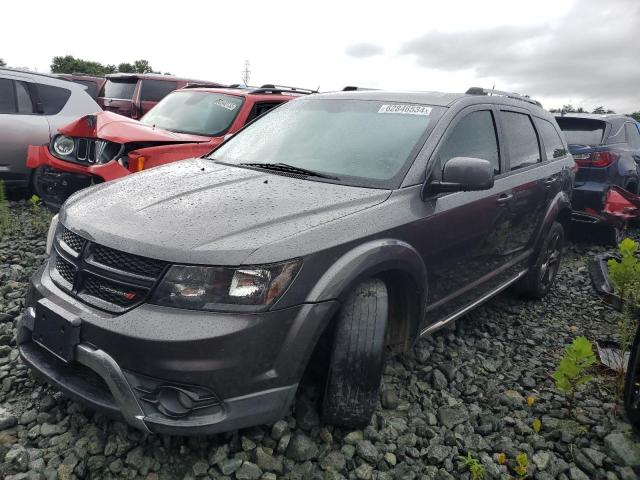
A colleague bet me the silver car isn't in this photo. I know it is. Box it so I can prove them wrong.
[0,68,100,188]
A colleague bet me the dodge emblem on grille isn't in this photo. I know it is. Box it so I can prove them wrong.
[99,284,136,301]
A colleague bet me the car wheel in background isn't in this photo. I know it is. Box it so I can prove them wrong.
[321,278,388,428]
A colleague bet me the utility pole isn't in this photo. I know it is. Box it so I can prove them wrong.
[242,60,251,85]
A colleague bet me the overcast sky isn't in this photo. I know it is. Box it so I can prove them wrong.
[2,0,638,112]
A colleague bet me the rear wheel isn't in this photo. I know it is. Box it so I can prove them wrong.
[321,278,388,429]
[518,221,564,299]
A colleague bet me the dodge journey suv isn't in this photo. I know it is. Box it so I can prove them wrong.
[19,87,574,435]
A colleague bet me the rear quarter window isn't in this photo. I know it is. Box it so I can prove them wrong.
[36,84,71,115]
[535,118,567,160]
[141,80,178,102]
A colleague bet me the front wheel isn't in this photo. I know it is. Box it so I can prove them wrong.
[518,221,564,299]
[321,278,388,429]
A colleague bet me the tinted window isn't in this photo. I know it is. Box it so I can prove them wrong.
[212,99,438,186]
[625,123,640,149]
[73,80,98,99]
[437,110,500,174]
[247,102,282,123]
[502,111,540,171]
[535,118,566,160]
[556,117,605,146]
[15,81,33,113]
[0,79,16,113]
[36,84,71,115]
[103,79,136,99]
[141,80,177,102]
[141,91,243,136]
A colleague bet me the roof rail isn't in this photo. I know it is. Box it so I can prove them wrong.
[248,84,317,95]
[183,82,227,89]
[342,86,378,91]
[466,87,542,107]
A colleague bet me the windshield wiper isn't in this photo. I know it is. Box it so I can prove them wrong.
[239,162,340,180]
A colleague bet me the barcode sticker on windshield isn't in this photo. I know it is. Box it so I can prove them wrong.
[378,104,431,116]
[214,99,238,111]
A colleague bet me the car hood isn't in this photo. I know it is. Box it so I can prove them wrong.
[61,159,391,265]
[58,111,211,144]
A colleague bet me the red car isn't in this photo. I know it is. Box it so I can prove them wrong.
[98,73,223,119]
[27,84,315,208]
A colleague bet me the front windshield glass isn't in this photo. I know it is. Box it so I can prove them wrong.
[141,91,243,136]
[210,98,437,187]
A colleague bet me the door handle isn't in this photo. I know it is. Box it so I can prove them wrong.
[496,193,513,205]
[543,177,557,186]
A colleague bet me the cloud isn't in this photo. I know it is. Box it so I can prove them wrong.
[345,42,385,58]
[399,0,640,111]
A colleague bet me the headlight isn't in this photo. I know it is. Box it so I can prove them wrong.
[53,136,75,157]
[46,214,59,255]
[150,260,301,312]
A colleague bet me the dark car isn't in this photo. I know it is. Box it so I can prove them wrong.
[18,87,574,435]
[98,73,223,119]
[56,74,106,101]
[556,114,640,241]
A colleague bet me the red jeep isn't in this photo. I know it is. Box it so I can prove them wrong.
[98,73,223,119]
[27,85,315,209]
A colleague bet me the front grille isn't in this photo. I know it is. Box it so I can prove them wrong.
[61,228,84,252]
[55,257,75,284]
[53,226,165,313]
[93,245,166,277]
[57,138,122,165]
[82,274,145,307]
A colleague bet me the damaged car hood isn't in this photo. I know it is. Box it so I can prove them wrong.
[61,159,391,265]
[58,111,211,144]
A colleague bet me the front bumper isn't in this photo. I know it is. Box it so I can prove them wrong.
[18,263,337,435]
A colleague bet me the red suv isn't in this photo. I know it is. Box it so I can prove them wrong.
[98,73,223,119]
[27,85,315,208]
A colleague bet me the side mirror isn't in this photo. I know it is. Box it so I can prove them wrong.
[423,157,494,198]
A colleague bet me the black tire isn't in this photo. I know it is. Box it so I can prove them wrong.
[321,278,388,429]
[624,323,640,428]
[518,221,564,299]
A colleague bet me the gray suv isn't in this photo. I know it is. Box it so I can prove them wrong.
[19,87,574,435]
[0,68,100,188]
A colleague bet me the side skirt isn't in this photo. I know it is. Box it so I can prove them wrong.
[419,269,528,337]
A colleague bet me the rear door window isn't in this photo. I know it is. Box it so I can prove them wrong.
[140,80,178,102]
[0,78,17,113]
[437,110,501,174]
[535,118,567,160]
[625,123,640,149]
[35,84,71,115]
[15,81,34,113]
[103,79,136,99]
[556,117,606,146]
[502,111,541,171]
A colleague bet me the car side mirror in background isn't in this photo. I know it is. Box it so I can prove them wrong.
[422,157,494,199]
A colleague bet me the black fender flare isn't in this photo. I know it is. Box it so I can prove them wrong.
[305,239,428,345]
[532,190,571,257]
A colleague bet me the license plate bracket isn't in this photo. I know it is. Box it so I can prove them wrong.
[32,299,81,363]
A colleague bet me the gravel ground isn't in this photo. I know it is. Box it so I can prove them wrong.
[1,200,640,480]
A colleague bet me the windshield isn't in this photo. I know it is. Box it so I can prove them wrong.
[556,117,606,146]
[210,98,438,187]
[141,91,243,136]
[103,79,136,100]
